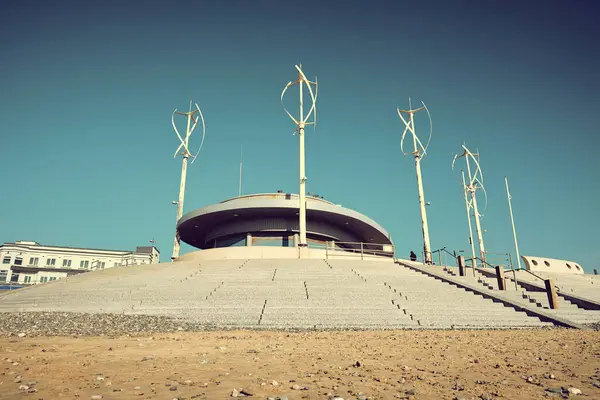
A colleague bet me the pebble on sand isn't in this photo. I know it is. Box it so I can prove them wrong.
[568,388,582,395]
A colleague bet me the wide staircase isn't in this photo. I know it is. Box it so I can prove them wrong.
[513,270,600,300]
[0,258,557,329]
[436,264,600,325]
[331,260,550,328]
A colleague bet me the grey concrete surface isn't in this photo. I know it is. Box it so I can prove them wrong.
[435,265,600,326]
[0,258,567,329]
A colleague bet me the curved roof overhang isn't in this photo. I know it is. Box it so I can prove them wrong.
[177,194,393,249]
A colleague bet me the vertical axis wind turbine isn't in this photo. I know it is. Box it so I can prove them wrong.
[171,100,206,261]
[452,145,487,266]
[281,64,318,247]
[397,99,433,264]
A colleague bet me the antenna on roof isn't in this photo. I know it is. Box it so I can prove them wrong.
[239,145,243,197]
[171,100,206,261]
[397,98,433,264]
[281,64,318,248]
[149,238,157,263]
[452,144,487,266]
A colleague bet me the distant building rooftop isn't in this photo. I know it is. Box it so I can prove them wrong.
[5,241,160,255]
[0,240,161,286]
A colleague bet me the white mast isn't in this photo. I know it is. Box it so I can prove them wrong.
[453,145,487,265]
[462,170,477,267]
[465,154,486,264]
[505,176,522,270]
[397,99,433,264]
[281,64,318,247]
[171,100,206,261]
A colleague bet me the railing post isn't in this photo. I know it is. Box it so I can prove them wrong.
[457,256,465,277]
[495,265,506,290]
[438,252,442,267]
[544,279,559,309]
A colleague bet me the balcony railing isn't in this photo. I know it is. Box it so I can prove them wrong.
[307,241,395,260]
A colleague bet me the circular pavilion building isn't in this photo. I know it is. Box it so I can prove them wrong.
[176,193,394,261]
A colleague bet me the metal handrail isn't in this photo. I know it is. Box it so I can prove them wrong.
[484,252,514,270]
[471,261,560,293]
[503,267,560,292]
[430,247,459,267]
[308,241,395,260]
[437,253,559,294]
[442,249,458,259]
[466,256,498,269]
[329,249,393,258]
[324,241,393,248]
[470,264,518,290]
[329,241,394,254]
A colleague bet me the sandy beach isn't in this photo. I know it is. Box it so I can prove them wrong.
[1,329,599,400]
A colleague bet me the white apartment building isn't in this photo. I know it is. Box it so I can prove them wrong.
[0,240,160,286]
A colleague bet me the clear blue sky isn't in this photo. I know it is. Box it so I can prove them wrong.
[1,0,598,270]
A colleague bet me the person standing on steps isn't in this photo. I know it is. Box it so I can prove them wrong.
[410,251,417,262]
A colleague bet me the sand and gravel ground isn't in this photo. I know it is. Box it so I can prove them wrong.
[1,328,600,400]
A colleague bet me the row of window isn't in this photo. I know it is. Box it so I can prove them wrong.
[0,270,59,283]
[530,259,582,271]
[2,256,125,269]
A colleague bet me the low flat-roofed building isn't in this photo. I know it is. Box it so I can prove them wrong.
[0,240,160,285]
[176,192,395,261]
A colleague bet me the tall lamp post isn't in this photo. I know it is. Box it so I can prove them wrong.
[171,100,206,261]
[505,176,522,270]
[281,64,318,247]
[397,100,433,264]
